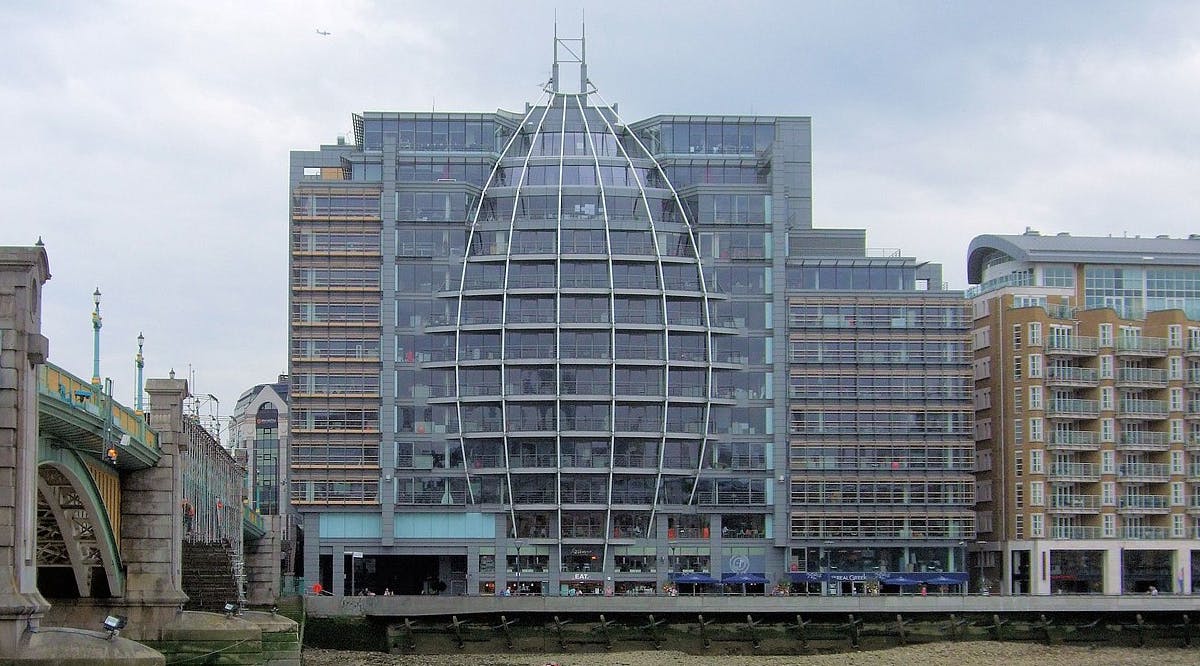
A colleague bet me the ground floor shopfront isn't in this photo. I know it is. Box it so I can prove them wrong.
[981,539,1200,595]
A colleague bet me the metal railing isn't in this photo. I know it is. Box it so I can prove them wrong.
[1048,462,1100,481]
[38,363,158,450]
[1116,431,1169,450]
[1046,336,1099,355]
[1117,463,1170,481]
[1117,399,1168,417]
[1116,337,1168,355]
[1050,526,1102,539]
[1048,495,1101,510]
[1046,366,1098,384]
[1047,430,1098,449]
[1047,399,1100,418]
[1117,367,1168,385]
[1118,494,1169,510]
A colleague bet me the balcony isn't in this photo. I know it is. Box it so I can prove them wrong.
[1045,366,1099,387]
[1046,398,1100,419]
[1122,526,1169,539]
[1187,368,1200,388]
[1046,336,1099,356]
[1188,463,1200,480]
[1189,340,1200,357]
[1117,398,1169,420]
[1187,401,1200,417]
[1116,367,1168,388]
[1049,462,1100,482]
[1046,430,1099,451]
[1047,494,1101,513]
[1117,463,1170,482]
[1050,526,1102,539]
[1116,337,1168,356]
[1116,430,1170,452]
[1117,494,1170,513]
[1191,496,1200,513]
[1189,434,1200,451]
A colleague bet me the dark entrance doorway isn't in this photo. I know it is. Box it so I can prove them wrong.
[359,555,456,595]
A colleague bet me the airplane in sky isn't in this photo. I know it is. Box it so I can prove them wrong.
[316,29,331,36]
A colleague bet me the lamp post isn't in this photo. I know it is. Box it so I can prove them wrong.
[91,288,102,387]
[135,332,144,413]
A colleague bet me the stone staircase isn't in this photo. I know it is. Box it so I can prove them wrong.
[182,541,242,611]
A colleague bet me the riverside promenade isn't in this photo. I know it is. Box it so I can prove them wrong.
[305,592,1197,618]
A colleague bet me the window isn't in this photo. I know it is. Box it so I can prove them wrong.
[1101,450,1115,474]
[1102,482,1115,505]
[973,327,991,350]
[1015,514,1024,540]
[1172,514,1185,538]
[1030,481,1044,506]
[1014,483,1024,508]
[1170,356,1183,380]
[1102,514,1115,538]
[1171,482,1184,506]
[1169,325,1183,348]
[1014,455,1024,478]
[1099,355,1113,379]
[1013,388,1023,412]
[1099,324,1113,347]
[1028,322,1043,346]
[1170,419,1183,443]
[1013,419,1024,444]
[1029,386,1043,410]
[1171,388,1183,412]
[1028,354,1043,378]
[1012,324,1023,350]
[1031,513,1044,538]
[1101,418,1114,442]
[1029,417,1043,442]
[974,357,991,380]
[1012,356,1022,380]
[1171,450,1184,474]
[1100,387,1114,411]
[1030,449,1044,474]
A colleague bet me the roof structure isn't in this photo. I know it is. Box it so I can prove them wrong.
[967,232,1200,284]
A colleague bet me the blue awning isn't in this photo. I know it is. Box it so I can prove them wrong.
[722,573,769,584]
[672,573,720,584]
[882,576,920,586]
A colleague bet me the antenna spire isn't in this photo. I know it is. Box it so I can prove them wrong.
[550,15,587,94]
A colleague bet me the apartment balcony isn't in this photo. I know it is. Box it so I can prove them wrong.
[1188,463,1200,480]
[1046,430,1099,451]
[1190,340,1200,357]
[1187,401,1200,417]
[1045,366,1099,387]
[1115,430,1170,452]
[1046,398,1100,419]
[1189,434,1200,451]
[1117,494,1170,513]
[1116,367,1169,388]
[1117,398,1169,420]
[1047,494,1101,513]
[1049,462,1100,482]
[1050,526,1102,539]
[1046,336,1100,356]
[1116,337,1168,357]
[1187,368,1200,388]
[1190,496,1200,513]
[1117,462,1171,482]
[1122,526,1169,539]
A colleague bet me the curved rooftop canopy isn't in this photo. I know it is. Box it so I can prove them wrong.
[967,231,1200,284]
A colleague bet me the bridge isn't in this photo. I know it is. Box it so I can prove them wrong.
[1,245,292,663]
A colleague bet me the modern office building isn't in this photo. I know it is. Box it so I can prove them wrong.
[230,376,291,516]
[288,39,974,596]
[967,229,1200,595]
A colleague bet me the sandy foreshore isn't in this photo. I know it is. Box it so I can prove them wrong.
[302,642,1200,666]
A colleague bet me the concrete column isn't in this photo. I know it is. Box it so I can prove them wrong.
[1030,541,1051,596]
[331,546,344,596]
[1102,546,1122,595]
[1174,547,1191,595]
[0,246,51,654]
[244,515,281,605]
[114,376,190,641]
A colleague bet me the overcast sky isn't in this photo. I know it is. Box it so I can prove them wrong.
[2,1,1198,430]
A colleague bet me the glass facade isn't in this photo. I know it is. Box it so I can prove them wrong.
[290,71,970,596]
